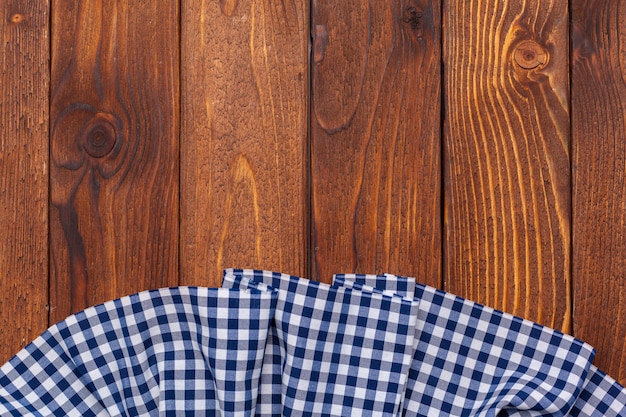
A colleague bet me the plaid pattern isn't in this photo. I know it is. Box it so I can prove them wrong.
[335,273,598,417]
[0,287,277,416]
[1,269,623,416]
[223,269,419,417]
[340,273,417,296]
[569,365,626,416]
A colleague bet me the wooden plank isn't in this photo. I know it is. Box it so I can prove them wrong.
[310,0,442,285]
[572,0,626,384]
[443,0,571,331]
[49,0,179,321]
[0,0,49,363]
[180,0,309,285]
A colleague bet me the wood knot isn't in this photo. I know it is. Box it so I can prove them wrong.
[514,40,547,70]
[220,0,239,17]
[313,25,329,64]
[80,113,118,158]
[403,7,423,30]
[9,13,24,24]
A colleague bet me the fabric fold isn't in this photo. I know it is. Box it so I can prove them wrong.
[2,269,621,416]
[223,269,419,417]
[334,273,597,417]
[0,287,277,417]
[568,364,626,416]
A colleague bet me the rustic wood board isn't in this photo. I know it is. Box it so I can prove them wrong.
[0,0,50,363]
[443,0,571,331]
[572,0,626,384]
[49,0,179,321]
[180,0,309,285]
[310,0,442,285]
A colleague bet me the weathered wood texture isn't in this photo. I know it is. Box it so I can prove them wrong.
[443,0,571,331]
[49,0,179,322]
[310,0,442,285]
[0,0,49,364]
[180,0,309,286]
[3,0,626,387]
[572,0,626,384]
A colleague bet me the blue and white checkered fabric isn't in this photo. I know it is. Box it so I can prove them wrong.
[222,269,419,417]
[2,270,623,416]
[334,273,599,417]
[569,365,626,416]
[345,273,417,296]
[0,287,277,416]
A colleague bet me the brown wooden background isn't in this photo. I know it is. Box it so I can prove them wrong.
[2,0,626,385]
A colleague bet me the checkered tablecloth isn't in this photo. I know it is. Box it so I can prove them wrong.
[222,269,419,417]
[1,269,625,416]
[334,273,609,416]
[0,287,277,416]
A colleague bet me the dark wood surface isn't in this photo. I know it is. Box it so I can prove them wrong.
[49,0,180,322]
[572,0,626,384]
[0,0,50,363]
[310,0,442,286]
[1,0,626,386]
[180,0,309,287]
[443,0,571,332]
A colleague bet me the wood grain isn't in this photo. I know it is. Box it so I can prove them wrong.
[572,0,626,384]
[180,0,309,285]
[49,0,179,321]
[443,0,571,330]
[0,0,49,363]
[310,0,442,285]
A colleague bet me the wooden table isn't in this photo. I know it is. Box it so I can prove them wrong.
[2,0,624,385]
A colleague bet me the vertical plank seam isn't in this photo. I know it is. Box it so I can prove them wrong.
[302,0,315,278]
[178,0,182,286]
[47,0,53,328]
[440,0,446,292]
[567,0,574,336]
